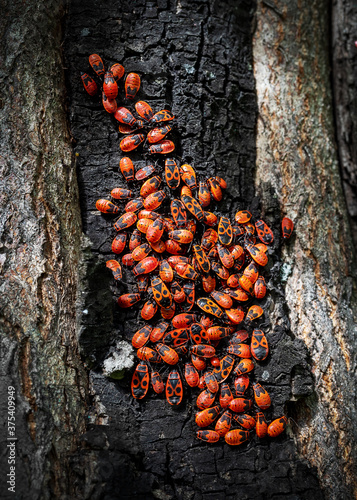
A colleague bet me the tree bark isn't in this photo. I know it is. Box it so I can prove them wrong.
[63,0,325,499]
[332,0,357,249]
[0,1,90,498]
[253,0,357,498]
[1,0,356,499]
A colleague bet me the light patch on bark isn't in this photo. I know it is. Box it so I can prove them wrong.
[103,340,135,377]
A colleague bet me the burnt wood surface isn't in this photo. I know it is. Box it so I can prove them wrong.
[64,1,325,499]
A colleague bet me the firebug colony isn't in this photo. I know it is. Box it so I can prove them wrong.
[82,53,294,445]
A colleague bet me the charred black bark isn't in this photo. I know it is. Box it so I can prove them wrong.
[63,1,325,499]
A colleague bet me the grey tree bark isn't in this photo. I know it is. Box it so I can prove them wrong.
[254,0,357,497]
[0,1,90,498]
[0,0,356,499]
[332,0,357,249]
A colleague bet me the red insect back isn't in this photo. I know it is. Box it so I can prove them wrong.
[146,216,164,244]
[81,72,98,96]
[165,158,181,189]
[246,305,264,323]
[131,363,149,400]
[150,140,175,155]
[210,291,233,310]
[137,346,161,363]
[117,293,141,308]
[228,397,252,413]
[110,63,125,81]
[147,124,173,144]
[233,414,256,430]
[201,272,216,294]
[150,321,169,344]
[111,233,127,254]
[103,71,118,99]
[136,275,149,294]
[89,53,105,76]
[234,374,250,396]
[180,164,197,188]
[255,219,274,245]
[166,370,183,405]
[114,106,137,126]
[111,187,132,200]
[191,353,207,372]
[195,405,220,427]
[235,210,252,224]
[132,243,151,262]
[125,72,141,100]
[143,190,166,210]
[120,134,145,152]
[132,325,152,349]
[204,371,219,393]
[234,359,254,376]
[102,92,117,114]
[96,199,119,214]
[267,416,288,437]
[207,177,222,201]
[135,164,156,181]
[224,429,250,446]
[217,217,233,245]
[151,371,164,394]
[253,382,271,410]
[113,212,137,231]
[215,410,232,437]
[251,329,269,361]
[256,412,268,438]
[198,181,211,208]
[196,430,220,443]
[282,217,294,239]
[184,362,200,387]
[254,275,267,299]
[213,355,235,383]
[171,281,186,303]
[141,299,158,320]
[133,256,159,276]
[170,199,187,228]
[135,101,154,121]
[150,109,175,124]
[219,383,233,409]
[119,157,135,181]
[106,260,122,281]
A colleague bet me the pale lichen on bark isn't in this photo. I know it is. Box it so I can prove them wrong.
[253,0,357,497]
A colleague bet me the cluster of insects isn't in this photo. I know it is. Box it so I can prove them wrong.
[81,54,175,155]
[83,53,295,446]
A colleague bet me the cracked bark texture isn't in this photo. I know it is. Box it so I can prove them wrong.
[332,0,357,249]
[0,0,91,499]
[64,0,324,499]
[0,0,355,499]
[253,1,357,498]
